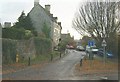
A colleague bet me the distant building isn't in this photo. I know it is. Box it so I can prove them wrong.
[4,22,11,28]
[61,33,71,40]
[28,0,62,48]
[61,33,74,42]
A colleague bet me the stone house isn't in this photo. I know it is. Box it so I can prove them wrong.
[28,0,62,48]
[61,33,74,41]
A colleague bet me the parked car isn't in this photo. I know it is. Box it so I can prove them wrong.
[97,49,114,58]
[91,48,98,54]
[66,45,74,49]
[76,46,85,51]
[69,45,74,49]
[85,45,98,54]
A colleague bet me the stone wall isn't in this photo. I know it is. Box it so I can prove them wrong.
[16,38,36,60]
[2,38,36,64]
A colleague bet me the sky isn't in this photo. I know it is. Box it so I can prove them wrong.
[0,0,86,40]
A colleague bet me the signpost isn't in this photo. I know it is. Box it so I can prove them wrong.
[88,40,95,67]
[88,40,95,60]
[88,41,95,47]
[102,39,107,65]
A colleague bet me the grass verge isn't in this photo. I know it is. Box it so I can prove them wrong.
[75,58,118,75]
[2,51,61,74]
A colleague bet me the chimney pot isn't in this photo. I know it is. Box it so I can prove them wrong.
[54,17,58,22]
[50,14,53,17]
[45,5,51,12]
[34,0,39,6]
[58,22,61,26]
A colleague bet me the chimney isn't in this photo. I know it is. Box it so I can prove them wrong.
[50,14,53,17]
[34,0,39,6]
[58,22,62,29]
[58,22,61,26]
[4,22,11,28]
[54,17,58,22]
[45,5,51,12]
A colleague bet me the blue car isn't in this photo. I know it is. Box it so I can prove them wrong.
[97,49,113,58]
[106,52,114,58]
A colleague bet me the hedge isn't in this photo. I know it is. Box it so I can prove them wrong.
[33,37,52,56]
[2,39,17,64]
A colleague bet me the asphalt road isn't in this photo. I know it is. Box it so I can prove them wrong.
[3,50,86,80]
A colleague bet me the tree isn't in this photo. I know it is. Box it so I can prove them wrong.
[42,22,51,38]
[59,34,76,51]
[14,11,26,28]
[81,36,92,47]
[24,14,37,36]
[13,11,37,37]
[72,0,120,55]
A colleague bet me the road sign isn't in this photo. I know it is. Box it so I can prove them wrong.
[88,41,95,47]
[102,39,107,47]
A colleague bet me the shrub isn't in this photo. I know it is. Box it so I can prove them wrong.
[2,39,17,64]
[2,28,25,40]
[2,28,34,40]
[34,37,52,56]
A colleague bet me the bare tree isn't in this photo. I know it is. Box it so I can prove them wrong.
[72,0,120,42]
[72,0,120,55]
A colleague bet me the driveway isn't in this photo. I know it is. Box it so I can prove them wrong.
[3,50,86,80]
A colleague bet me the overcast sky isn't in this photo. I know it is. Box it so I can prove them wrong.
[0,0,87,40]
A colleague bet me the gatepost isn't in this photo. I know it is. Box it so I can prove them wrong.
[102,39,107,65]
[80,55,84,67]
[16,53,19,63]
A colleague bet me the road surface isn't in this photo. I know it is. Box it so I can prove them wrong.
[2,50,118,80]
[3,50,85,80]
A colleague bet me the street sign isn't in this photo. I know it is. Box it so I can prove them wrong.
[88,41,95,47]
[102,39,107,47]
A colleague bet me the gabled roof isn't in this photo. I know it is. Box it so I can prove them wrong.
[28,4,58,23]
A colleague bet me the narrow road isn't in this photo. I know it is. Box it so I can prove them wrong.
[3,50,86,80]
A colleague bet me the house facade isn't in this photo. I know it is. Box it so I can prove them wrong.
[28,0,62,48]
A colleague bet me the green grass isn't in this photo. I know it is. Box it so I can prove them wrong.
[20,51,60,65]
[4,51,63,66]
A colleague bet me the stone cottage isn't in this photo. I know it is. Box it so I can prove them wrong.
[28,0,62,49]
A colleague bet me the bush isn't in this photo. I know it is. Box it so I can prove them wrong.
[2,28,25,40]
[34,37,52,55]
[2,28,34,40]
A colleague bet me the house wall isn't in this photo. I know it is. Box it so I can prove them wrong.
[53,22,61,47]
[29,2,62,49]
[29,5,53,38]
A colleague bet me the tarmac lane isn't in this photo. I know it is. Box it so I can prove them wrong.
[2,50,86,80]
